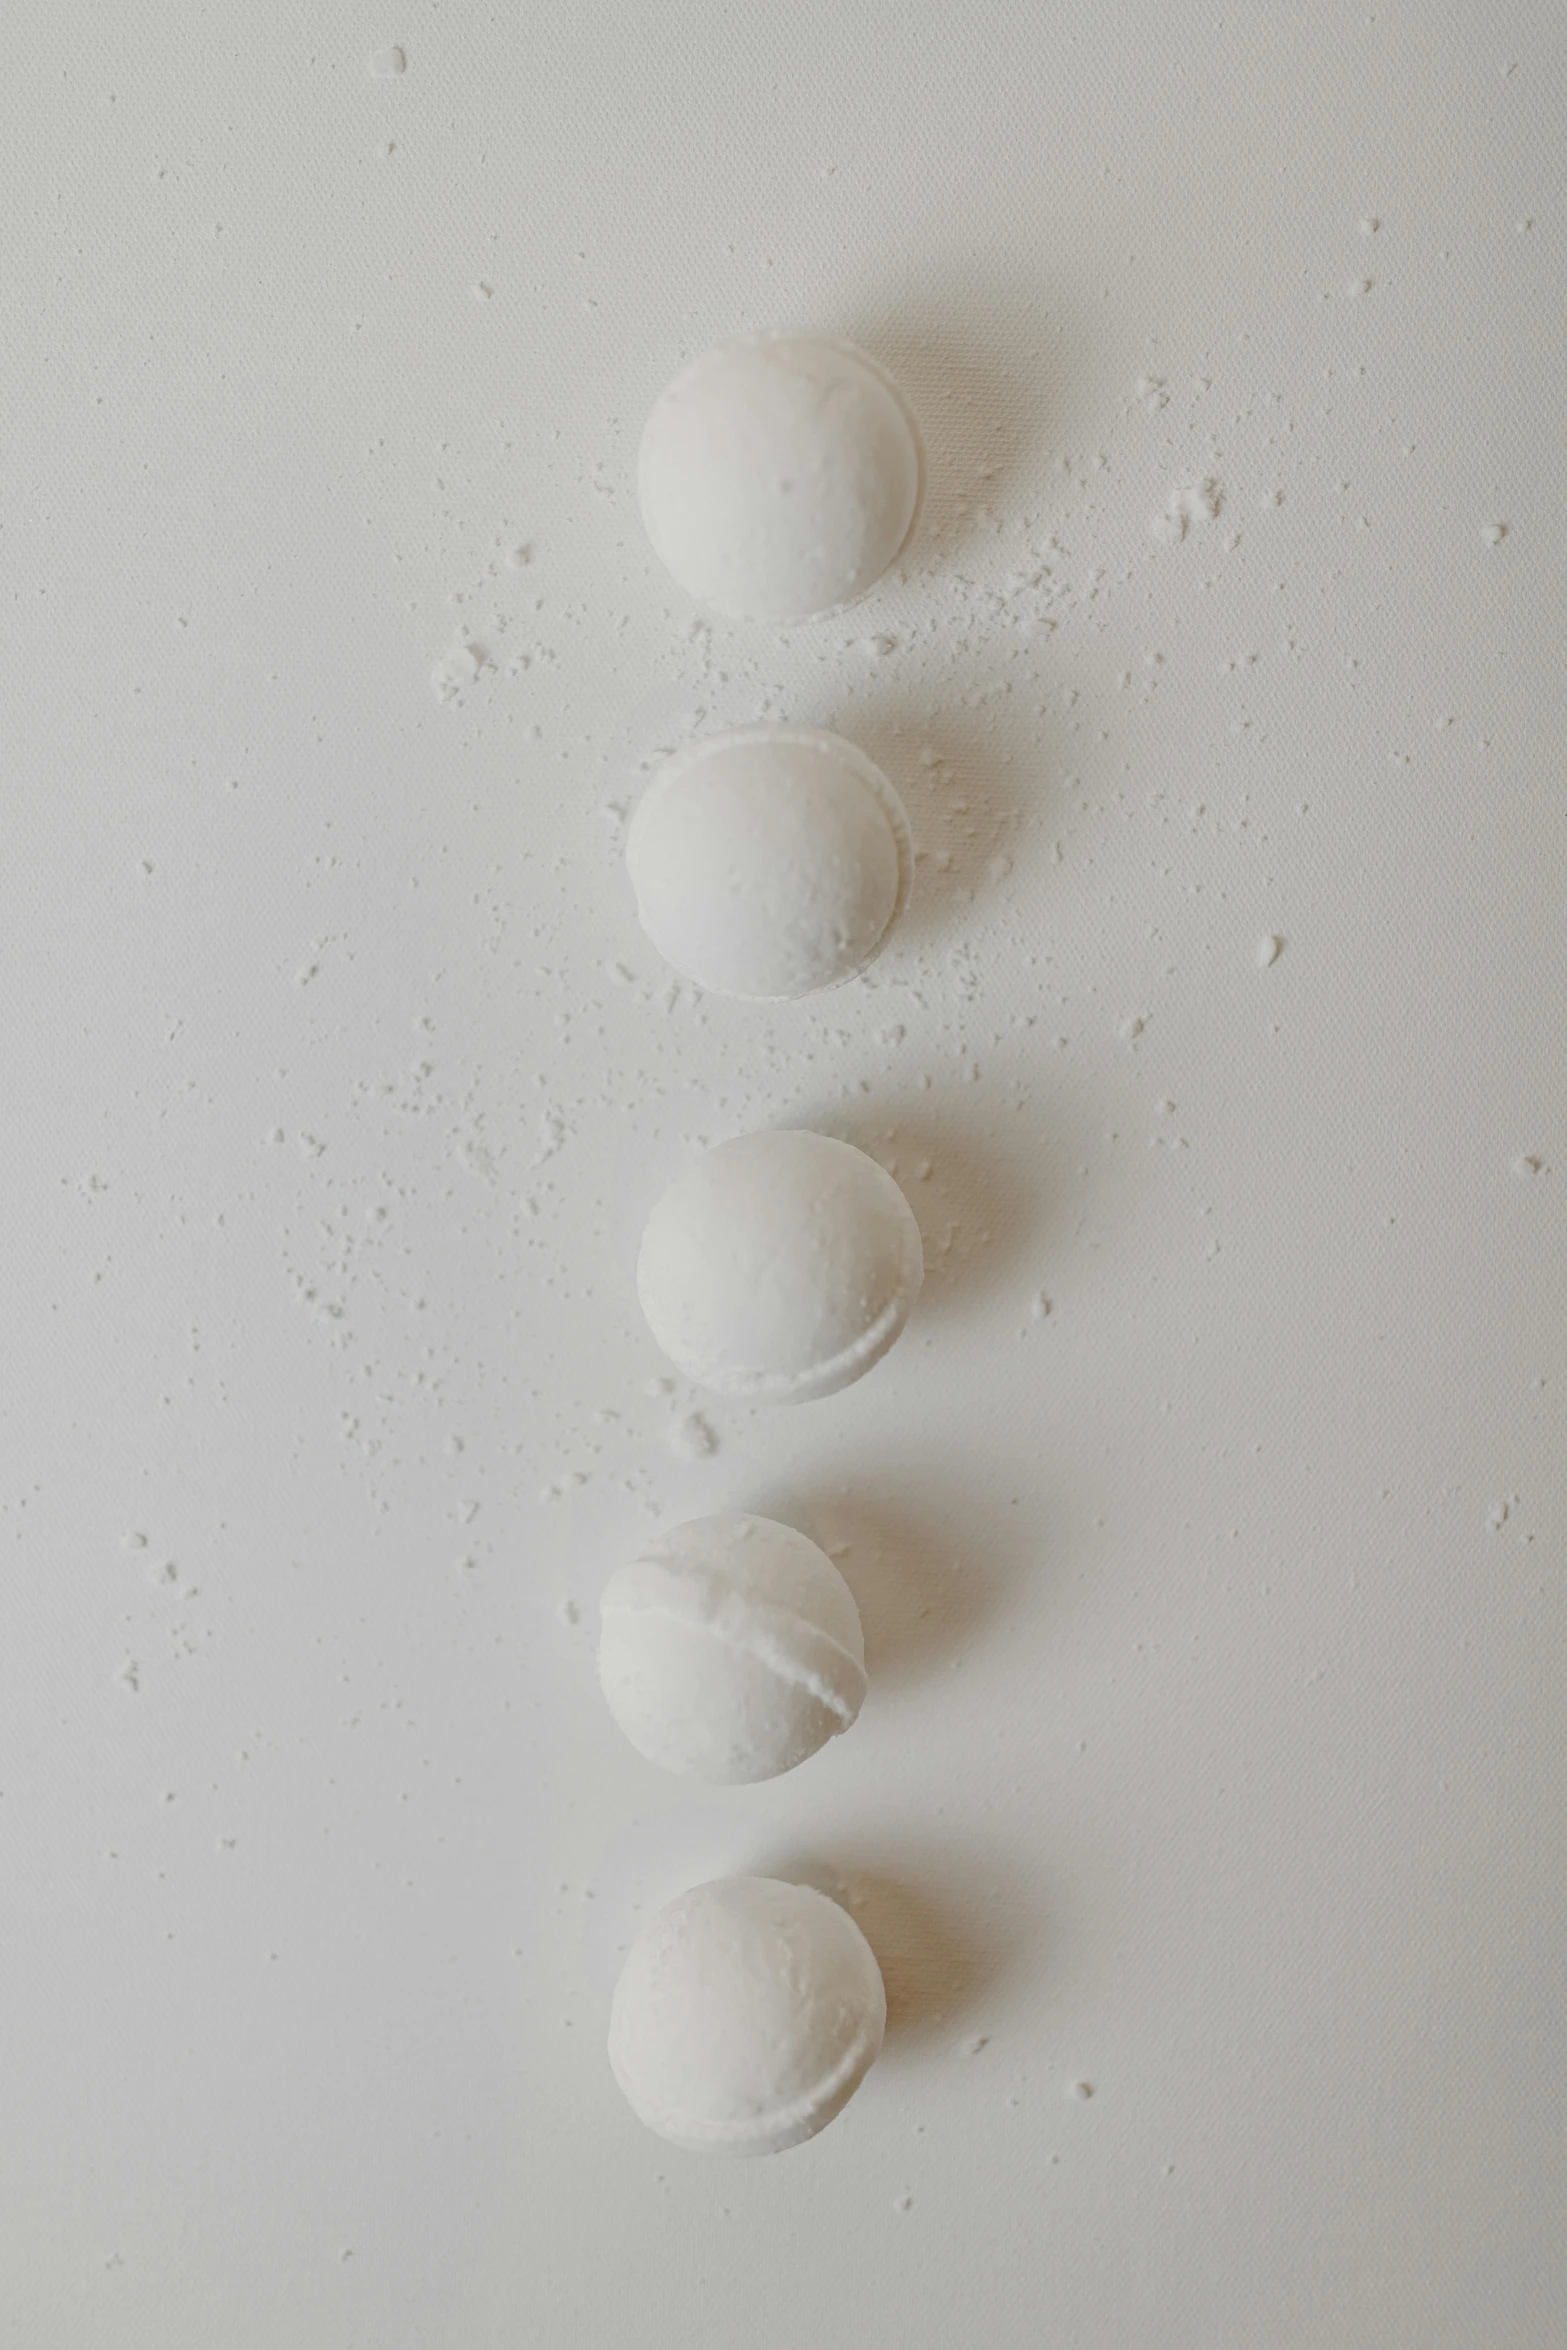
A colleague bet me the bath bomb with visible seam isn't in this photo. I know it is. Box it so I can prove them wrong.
[626,725,912,1000]
[637,332,923,622]
[598,1513,867,1783]
[637,1129,924,1403]
[608,1874,886,2155]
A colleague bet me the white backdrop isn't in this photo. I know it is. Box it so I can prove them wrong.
[5,4,1565,2344]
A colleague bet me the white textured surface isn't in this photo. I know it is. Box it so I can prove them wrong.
[598,1513,867,1783]
[626,726,912,999]
[607,1875,886,2153]
[4,3,1566,2344]
[638,1130,925,1401]
[638,334,923,621]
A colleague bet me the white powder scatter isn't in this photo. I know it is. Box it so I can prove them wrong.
[1511,1153,1543,1177]
[667,1412,717,1460]
[367,45,406,76]
[431,642,481,703]
[1257,933,1284,966]
[531,1108,567,1168]
[1151,478,1223,541]
[1481,522,1508,546]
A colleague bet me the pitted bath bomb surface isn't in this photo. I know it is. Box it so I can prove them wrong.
[598,1513,867,1783]
[637,332,923,623]
[626,725,912,1000]
[636,1129,924,1403]
[607,1875,886,2155]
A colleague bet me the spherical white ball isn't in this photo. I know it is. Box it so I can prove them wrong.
[637,332,923,623]
[637,1129,923,1404]
[626,725,912,1000]
[608,1875,886,2155]
[598,1513,867,1784]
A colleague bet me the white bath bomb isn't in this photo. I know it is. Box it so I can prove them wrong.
[598,1513,867,1783]
[637,332,923,623]
[626,725,912,1000]
[637,1130,923,1403]
[608,1875,886,2155]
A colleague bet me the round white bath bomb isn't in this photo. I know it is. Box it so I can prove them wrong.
[626,725,913,1000]
[598,1513,867,1783]
[608,1875,886,2155]
[637,1129,923,1403]
[637,332,923,622]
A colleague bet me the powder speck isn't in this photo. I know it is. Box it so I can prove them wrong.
[367,45,406,77]
[1257,933,1283,966]
[1068,2079,1094,2102]
[667,1412,717,1460]
[1511,1153,1543,1177]
[1481,522,1508,546]
[431,642,481,703]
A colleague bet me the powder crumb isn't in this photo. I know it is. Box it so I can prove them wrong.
[557,1598,581,1627]
[506,543,532,569]
[470,281,493,302]
[1481,522,1508,546]
[964,2035,990,2056]
[1359,215,1380,235]
[1030,1292,1051,1321]
[1257,933,1283,966]
[1486,1500,1510,1533]
[1068,2079,1094,2102]
[1512,1154,1544,1177]
[431,642,481,703]
[1152,478,1222,542]
[114,1658,140,1695]
[667,1413,717,1460]
[367,45,406,77]
[895,2193,914,2214]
